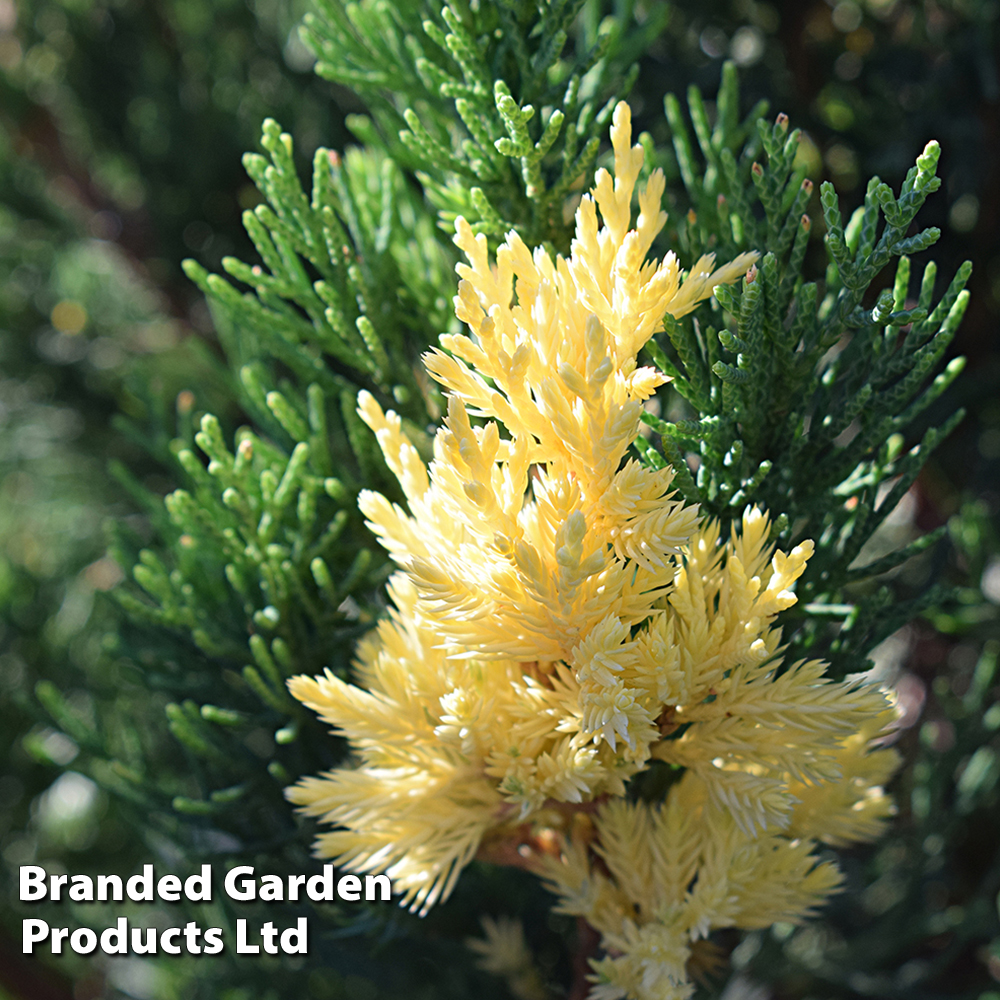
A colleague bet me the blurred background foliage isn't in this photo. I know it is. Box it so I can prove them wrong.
[0,0,997,998]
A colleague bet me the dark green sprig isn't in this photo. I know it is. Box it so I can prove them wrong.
[635,70,968,675]
[302,0,645,249]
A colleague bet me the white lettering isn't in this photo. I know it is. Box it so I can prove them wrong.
[225,866,256,902]
[100,918,127,955]
[337,874,361,901]
[70,927,97,955]
[131,927,156,954]
[22,918,48,953]
[236,918,259,954]
[98,874,123,901]
[20,866,47,902]
[307,865,334,902]
[365,874,391,901]
[69,875,93,902]
[203,926,224,954]
[281,918,308,954]
[183,921,202,954]
[160,928,181,955]
[49,874,67,901]
[157,874,182,901]
[127,865,153,902]
[261,921,279,954]
[184,865,212,901]
[260,874,283,901]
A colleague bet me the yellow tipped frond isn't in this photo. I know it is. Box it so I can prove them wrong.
[287,101,892,1000]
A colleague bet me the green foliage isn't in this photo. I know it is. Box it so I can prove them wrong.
[0,136,238,1000]
[132,6,697,895]
[637,69,971,676]
[3,1,998,998]
[304,0,666,249]
[0,1,351,993]
[100,5,700,894]
[0,0,345,299]
[185,129,453,426]
[102,50,976,996]
[745,506,1000,1000]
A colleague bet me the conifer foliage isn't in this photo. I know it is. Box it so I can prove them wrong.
[36,1,973,998]
[286,102,901,1000]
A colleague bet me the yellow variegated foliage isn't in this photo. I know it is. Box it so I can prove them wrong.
[287,102,898,1000]
[549,775,844,1000]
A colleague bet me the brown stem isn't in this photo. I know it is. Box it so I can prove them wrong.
[567,917,601,1000]
[475,821,563,871]
[475,831,542,870]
